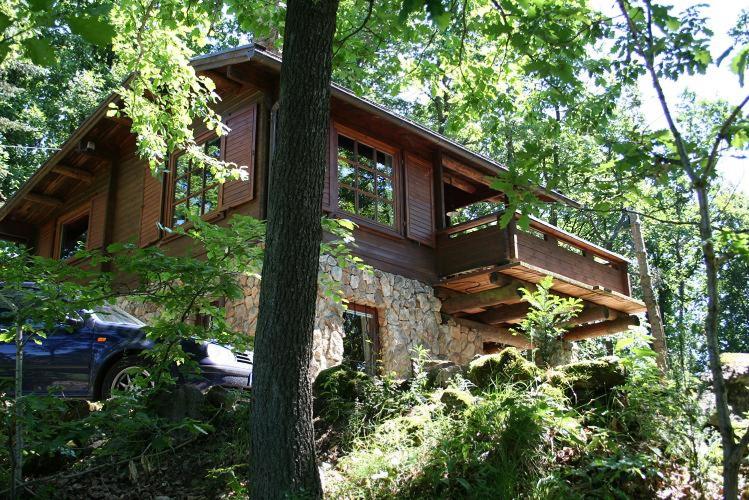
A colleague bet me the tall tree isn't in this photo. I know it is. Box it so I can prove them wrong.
[248,0,339,496]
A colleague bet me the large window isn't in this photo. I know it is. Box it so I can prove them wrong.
[342,304,380,375]
[171,138,221,227]
[59,214,89,260]
[337,134,395,227]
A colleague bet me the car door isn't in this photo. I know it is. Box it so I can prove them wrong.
[0,305,15,391]
[24,315,94,397]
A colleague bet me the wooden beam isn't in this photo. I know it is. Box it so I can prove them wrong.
[563,315,640,342]
[443,172,477,193]
[51,164,94,183]
[476,302,530,324]
[563,305,617,327]
[25,193,63,208]
[442,156,492,187]
[444,314,532,349]
[441,280,525,314]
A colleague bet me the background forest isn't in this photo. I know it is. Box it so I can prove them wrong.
[0,0,748,498]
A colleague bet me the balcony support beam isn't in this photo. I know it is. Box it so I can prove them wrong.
[563,315,639,342]
[441,280,525,315]
[442,314,532,350]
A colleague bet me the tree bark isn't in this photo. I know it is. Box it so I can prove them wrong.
[249,0,339,497]
[627,210,668,370]
[11,321,23,500]
[694,184,746,500]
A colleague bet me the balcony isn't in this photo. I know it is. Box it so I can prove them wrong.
[435,213,646,348]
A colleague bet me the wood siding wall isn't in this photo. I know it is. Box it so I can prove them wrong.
[221,103,257,208]
[404,153,435,247]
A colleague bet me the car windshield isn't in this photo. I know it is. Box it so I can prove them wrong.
[91,305,145,326]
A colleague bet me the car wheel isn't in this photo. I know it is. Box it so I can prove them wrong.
[101,356,151,399]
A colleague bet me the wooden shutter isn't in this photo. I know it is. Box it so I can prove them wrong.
[405,153,435,247]
[221,103,256,209]
[87,192,107,250]
[139,165,163,247]
[37,221,55,257]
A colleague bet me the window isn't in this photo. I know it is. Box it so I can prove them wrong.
[171,138,221,227]
[342,304,380,375]
[337,134,395,227]
[59,214,89,260]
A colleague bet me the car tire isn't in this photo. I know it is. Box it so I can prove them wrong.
[100,355,151,399]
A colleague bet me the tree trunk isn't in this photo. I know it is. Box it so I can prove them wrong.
[694,184,746,500]
[248,0,339,497]
[628,210,668,370]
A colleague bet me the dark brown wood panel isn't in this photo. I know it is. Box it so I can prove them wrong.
[404,153,435,247]
[221,103,257,208]
[138,165,163,247]
[112,153,146,244]
[437,224,506,276]
[37,221,55,257]
[87,192,107,249]
[514,231,626,294]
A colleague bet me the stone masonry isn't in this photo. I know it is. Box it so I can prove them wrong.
[117,255,485,378]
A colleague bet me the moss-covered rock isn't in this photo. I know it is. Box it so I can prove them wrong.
[426,361,463,388]
[313,364,374,420]
[720,353,749,418]
[439,388,475,414]
[554,356,626,401]
[466,348,541,389]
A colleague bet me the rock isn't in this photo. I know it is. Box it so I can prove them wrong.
[148,385,205,422]
[205,385,239,408]
[721,353,749,417]
[466,348,541,389]
[440,388,475,413]
[426,361,463,388]
[313,365,374,421]
[553,356,627,400]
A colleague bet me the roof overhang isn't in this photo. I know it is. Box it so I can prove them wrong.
[0,43,580,225]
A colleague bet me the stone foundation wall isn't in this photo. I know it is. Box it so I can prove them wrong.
[116,256,485,378]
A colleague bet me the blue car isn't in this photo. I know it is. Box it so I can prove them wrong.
[0,304,253,399]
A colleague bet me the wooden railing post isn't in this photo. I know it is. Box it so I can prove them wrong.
[497,210,516,264]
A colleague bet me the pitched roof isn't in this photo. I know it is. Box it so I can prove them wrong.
[0,43,579,223]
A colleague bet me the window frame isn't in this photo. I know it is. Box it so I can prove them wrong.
[54,204,91,261]
[331,124,402,235]
[165,133,225,230]
[342,303,381,375]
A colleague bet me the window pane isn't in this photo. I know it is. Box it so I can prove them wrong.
[174,176,189,202]
[338,160,356,187]
[338,135,355,163]
[376,176,393,201]
[376,151,392,176]
[339,186,355,214]
[343,308,378,375]
[205,139,221,159]
[357,143,375,170]
[60,216,89,260]
[358,167,375,194]
[189,171,203,197]
[173,201,190,226]
[189,195,202,215]
[376,202,394,227]
[176,155,191,177]
[359,194,376,221]
[204,185,219,214]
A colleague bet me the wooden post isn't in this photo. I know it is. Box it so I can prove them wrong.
[628,210,668,370]
[443,314,532,349]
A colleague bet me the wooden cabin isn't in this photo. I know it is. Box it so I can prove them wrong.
[0,44,645,374]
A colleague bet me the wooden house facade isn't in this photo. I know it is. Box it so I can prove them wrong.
[0,44,645,375]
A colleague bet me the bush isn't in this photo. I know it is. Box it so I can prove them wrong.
[439,388,474,414]
[466,348,541,389]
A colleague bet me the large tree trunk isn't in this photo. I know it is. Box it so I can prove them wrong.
[249,0,339,497]
[628,210,668,370]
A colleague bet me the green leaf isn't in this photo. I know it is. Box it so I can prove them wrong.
[28,0,55,11]
[22,37,55,66]
[67,15,115,46]
[730,46,749,87]
[0,12,11,32]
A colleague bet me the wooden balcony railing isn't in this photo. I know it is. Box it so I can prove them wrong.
[436,212,632,296]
